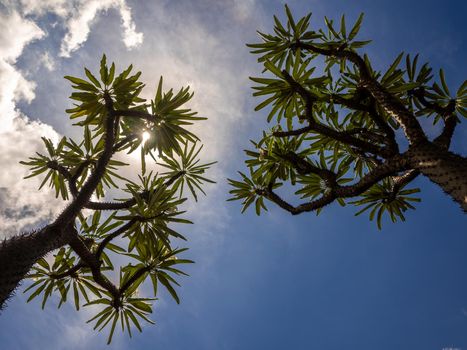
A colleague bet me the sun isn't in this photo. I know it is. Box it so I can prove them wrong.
[142,131,150,145]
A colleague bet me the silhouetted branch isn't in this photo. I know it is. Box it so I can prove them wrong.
[296,42,427,144]
[263,154,409,214]
[114,109,158,123]
[281,71,393,158]
[55,92,118,227]
[119,265,152,295]
[49,262,85,280]
[391,169,419,195]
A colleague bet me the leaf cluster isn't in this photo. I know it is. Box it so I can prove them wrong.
[21,55,215,343]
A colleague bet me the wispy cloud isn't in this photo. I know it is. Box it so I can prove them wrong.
[117,0,143,49]
[19,0,70,17]
[18,0,143,57]
[231,0,257,22]
[39,51,56,71]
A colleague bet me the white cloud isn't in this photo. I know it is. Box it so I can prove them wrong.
[125,8,254,163]
[118,0,143,49]
[0,116,63,236]
[59,0,115,57]
[19,0,69,17]
[0,10,63,237]
[0,10,44,62]
[0,10,44,131]
[58,0,143,57]
[17,0,143,56]
[19,0,143,56]
[0,60,37,133]
[39,51,56,71]
[231,0,257,22]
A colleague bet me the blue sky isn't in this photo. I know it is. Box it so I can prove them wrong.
[0,0,466,349]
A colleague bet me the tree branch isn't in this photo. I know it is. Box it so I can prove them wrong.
[272,126,313,137]
[412,88,455,115]
[55,92,118,227]
[95,219,137,260]
[82,171,185,211]
[330,93,397,144]
[280,151,336,183]
[331,93,399,153]
[47,135,139,203]
[296,42,427,145]
[114,109,158,123]
[281,71,393,158]
[67,230,120,301]
[93,171,185,255]
[412,88,457,149]
[46,161,76,197]
[391,169,419,195]
[119,265,152,295]
[46,99,185,214]
[49,262,85,280]
[112,134,139,153]
[263,154,409,214]
[434,115,457,149]
[84,199,138,211]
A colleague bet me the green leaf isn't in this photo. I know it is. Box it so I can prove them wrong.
[340,14,346,38]
[158,274,180,304]
[348,13,364,40]
[457,80,467,97]
[73,282,80,310]
[85,68,102,88]
[155,76,163,103]
[284,4,296,31]
[264,60,283,78]
[439,69,450,96]
[26,282,47,303]
[126,310,142,332]
[100,54,108,85]
[64,76,91,86]
[108,62,116,85]
[107,313,119,344]
[381,52,404,84]
[324,16,339,38]
[255,95,277,111]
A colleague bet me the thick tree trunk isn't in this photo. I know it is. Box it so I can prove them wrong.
[0,226,66,309]
[408,142,467,211]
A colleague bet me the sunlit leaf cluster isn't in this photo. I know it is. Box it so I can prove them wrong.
[21,55,215,343]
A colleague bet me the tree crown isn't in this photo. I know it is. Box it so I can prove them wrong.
[20,55,215,343]
[228,5,466,227]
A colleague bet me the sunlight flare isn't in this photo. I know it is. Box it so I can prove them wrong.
[142,131,150,145]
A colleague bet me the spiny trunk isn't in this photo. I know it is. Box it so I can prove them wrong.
[408,142,467,211]
[0,226,66,309]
